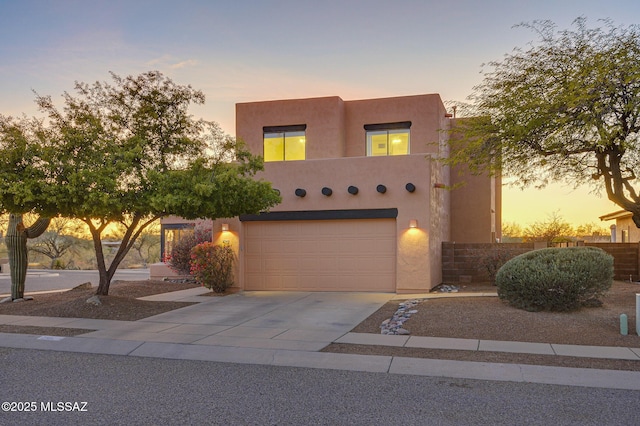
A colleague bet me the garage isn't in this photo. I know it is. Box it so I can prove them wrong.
[243,218,396,292]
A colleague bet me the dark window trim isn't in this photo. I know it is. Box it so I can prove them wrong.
[263,124,307,133]
[364,121,411,131]
[240,208,398,222]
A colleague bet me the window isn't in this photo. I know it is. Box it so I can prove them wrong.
[160,223,195,261]
[365,122,410,156]
[263,124,306,161]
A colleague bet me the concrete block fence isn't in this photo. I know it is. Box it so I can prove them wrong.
[442,242,640,284]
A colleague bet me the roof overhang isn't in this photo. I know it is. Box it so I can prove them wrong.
[599,210,632,221]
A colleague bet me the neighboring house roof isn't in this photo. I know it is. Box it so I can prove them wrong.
[599,210,632,221]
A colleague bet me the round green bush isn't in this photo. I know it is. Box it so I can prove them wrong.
[495,247,613,312]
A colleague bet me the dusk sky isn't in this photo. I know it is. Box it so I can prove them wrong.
[2,0,639,227]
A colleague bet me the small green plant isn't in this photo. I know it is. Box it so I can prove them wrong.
[190,242,235,293]
[496,246,613,311]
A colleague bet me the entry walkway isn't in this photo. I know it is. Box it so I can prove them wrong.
[0,288,639,390]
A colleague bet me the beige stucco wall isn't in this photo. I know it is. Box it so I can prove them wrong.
[236,96,346,159]
[237,94,449,159]
[448,118,502,243]
[344,94,448,157]
[429,157,449,287]
[250,154,435,292]
[612,216,640,243]
[450,167,501,243]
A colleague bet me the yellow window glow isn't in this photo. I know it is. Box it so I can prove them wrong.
[388,130,409,155]
[366,129,410,156]
[368,131,388,156]
[264,132,285,162]
[264,130,305,161]
[284,131,305,160]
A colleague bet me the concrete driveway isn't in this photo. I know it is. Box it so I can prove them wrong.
[81,290,393,352]
[1,269,393,352]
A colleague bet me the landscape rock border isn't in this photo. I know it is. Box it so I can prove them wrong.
[380,299,422,335]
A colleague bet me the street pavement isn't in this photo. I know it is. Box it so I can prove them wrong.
[1,348,639,425]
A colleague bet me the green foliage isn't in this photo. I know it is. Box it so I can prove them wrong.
[190,242,235,293]
[445,18,640,226]
[167,224,212,275]
[0,116,51,214]
[496,247,613,311]
[0,71,280,295]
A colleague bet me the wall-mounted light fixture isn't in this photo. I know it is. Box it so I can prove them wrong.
[348,185,359,195]
[409,219,418,229]
[295,188,307,197]
[221,223,229,232]
[321,187,333,196]
[376,184,387,194]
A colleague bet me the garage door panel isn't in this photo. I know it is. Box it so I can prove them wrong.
[312,240,337,253]
[337,240,372,254]
[244,219,395,292]
[262,240,298,254]
[264,258,298,273]
[338,257,393,273]
[298,256,331,272]
[245,258,263,273]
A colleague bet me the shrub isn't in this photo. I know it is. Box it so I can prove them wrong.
[167,224,212,275]
[495,246,613,312]
[190,242,235,293]
[480,245,523,284]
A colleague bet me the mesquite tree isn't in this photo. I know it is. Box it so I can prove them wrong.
[1,71,281,296]
[446,18,640,225]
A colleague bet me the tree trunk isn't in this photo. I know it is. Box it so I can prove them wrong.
[6,214,50,300]
[85,214,158,296]
[95,265,117,295]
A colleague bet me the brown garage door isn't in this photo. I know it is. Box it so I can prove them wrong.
[244,219,396,291]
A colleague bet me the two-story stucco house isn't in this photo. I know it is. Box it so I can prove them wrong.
[153,94,501,293]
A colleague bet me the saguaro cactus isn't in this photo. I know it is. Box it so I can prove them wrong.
[6,214,50,300]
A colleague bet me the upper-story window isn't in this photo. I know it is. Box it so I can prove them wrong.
[365,121,411,156]
[263,124,306,162]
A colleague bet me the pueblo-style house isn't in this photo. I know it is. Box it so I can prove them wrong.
[152,94,501,293]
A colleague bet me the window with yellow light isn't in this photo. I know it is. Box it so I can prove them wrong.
[263,125,306,161]
[365,122,410,156]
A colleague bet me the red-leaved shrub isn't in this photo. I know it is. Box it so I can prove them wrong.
[190,242,235,293]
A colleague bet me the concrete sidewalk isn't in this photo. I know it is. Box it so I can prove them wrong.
[1,287,639,390]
